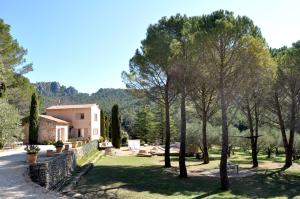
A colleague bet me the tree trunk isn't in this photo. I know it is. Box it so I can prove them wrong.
[274,92,291,168]
[251,143,258,168]
[219,73,229,190]
[285,146,293,167]
[179,86,187,178]
[285,93,296,168]
[202,111,209,164]
[254,102,259,167]
[246,102,258,168]
[164,81,171,168]
[267,147,271,158]
[161,104,165,145]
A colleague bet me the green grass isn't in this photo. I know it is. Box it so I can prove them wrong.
[74,152,300,199]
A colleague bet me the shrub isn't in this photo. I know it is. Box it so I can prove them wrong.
[43,139,55,145]
[122,131,129,145]
[68,138,77,144]
[53,140,64,147]
[24,145,40,154]
[99,136,105,143]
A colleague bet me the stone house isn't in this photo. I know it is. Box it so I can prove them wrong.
[24,104,101,144]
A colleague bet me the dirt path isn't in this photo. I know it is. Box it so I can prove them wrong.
[0,146,65,199]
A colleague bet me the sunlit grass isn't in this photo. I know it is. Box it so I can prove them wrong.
[77,148,100,166]
[74,151,300,198]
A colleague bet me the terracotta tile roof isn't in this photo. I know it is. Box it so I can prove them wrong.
[46,104,98,110]
[39,115,69,124]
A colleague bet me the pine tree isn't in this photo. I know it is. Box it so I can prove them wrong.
[133,105,155,143]
[152,104,165,144]
[153,104,178,144]
[111,104,121,148]
[29,92,39,144]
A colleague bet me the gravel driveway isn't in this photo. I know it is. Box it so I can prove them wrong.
[0,146,66,199]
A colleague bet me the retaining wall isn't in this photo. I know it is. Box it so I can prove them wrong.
[29,141,98,190]
[71,140,98,160]
[29,151,76,190]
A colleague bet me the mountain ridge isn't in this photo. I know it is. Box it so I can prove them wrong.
[34,82,142,115]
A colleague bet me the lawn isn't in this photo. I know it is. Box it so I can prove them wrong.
[74,150,300,199]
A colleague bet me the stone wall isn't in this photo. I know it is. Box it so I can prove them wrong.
[23,118,57,144]
[72,140,98,160]
[29,141,98,190]
[29,151,76,190]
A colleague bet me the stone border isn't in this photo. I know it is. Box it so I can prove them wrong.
[60,150,104,198]
[29,151,76,190]
[24,165,67,198]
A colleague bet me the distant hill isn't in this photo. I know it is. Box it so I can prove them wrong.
[35,82,144,115]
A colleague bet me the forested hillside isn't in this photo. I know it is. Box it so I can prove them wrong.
[35,81,143,113]
[35,81,181,142]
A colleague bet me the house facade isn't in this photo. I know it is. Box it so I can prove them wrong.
[23,104,101,144]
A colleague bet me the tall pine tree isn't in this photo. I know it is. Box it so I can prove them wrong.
[133,105,155,143]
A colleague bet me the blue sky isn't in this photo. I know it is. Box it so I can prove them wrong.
[1,0,300,93]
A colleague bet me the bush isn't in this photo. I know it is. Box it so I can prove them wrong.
[53,140,64,147]
[68,138,77,143]
[122,131,129,145]
[85,137,91,143]
[24,145,40,154]
[99,136,105,143]
[43,139,55,145]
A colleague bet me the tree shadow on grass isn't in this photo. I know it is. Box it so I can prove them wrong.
[74,164,300,198]
[75,165,222,198]
[228,171,300,198]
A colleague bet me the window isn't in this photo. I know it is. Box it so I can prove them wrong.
[76,113,85,120]
[78,129,81,137]
[93,128,98,135]
[94,113,98,121]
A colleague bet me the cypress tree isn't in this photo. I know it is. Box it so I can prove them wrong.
[104,115,110,140]
[111,104,121,148]
[100,110,106,140]
[29,92,39,144]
